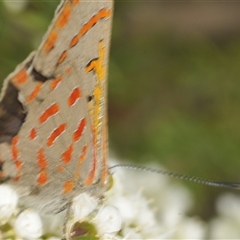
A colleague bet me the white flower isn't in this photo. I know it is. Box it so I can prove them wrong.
[159,184,193,228]
[94,206,121,235]
[106,160,165,238]
[14,209,43,240]
[72,193,98,221]
[209,193,240,238]
[174,217,206,239]
[0,184,18,223]
[0,158,210,239]
[215,193,240,221]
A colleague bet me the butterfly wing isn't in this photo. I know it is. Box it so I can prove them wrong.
[0,0,113,213]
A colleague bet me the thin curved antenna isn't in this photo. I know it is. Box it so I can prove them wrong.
[109,164,240,190]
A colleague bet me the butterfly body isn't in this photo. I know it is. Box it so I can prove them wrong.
[0,0,113,214]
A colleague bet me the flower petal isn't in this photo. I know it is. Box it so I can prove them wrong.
[15,209,43,240]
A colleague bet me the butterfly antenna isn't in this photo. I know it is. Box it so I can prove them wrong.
[109,164,240,190]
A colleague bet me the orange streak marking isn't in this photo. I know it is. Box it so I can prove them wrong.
[79,145,88,163]
[57,50,67,65]
[84,158,96,186]
[70,8,111,48]
[12,69,28,85]
[11,136,19,160]
[10,136,22,180]
[26,83,43,103]
[63,181,74,193]
[14,176,20,182]
[73,145,88,182]
[37,148,48,169]
[70,35,80,47]
[37,170,48,185]
[85,59,97,73]
[47,123,66,146]
[61,144,73,164]
[68,87,81,106]
[50,76,62,91]
[43,30,58,52]
[56,3,71,28]
[11,136,18,145]
[11,145,18,160]
[84,127,97,186]
[15,160,22,170]
[29,128,37,140]
[39,103,59,124]
[79,25,88,38]
[73,0,80,5]
[73,118,86,142]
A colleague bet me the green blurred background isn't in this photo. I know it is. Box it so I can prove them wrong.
[1,1,240,222]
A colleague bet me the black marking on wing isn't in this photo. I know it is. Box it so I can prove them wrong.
[0,82,26,143]
[31,67,54,82]
[87,95,94,102]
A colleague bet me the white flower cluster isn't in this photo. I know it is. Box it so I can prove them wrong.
[209,193,240,238]
[0,159,239,239]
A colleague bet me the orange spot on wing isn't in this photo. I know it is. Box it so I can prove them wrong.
[70,8,112,48]
[57,50,67,65]
[70,35,80,47]
[56,3,71,28]
[15,160,22,170]
[68,87,81,106]
[11,136,18,145]
[79,25,88,38]
[39,103,59,124]
[73,0,80,5]
[100,8,111,18]
[11,136,19,160]
[65,67,72,74]
[25,83,43,103]
[89,15,97,28]
[12,69,28,85]
[0,172,5,179]
[50,76,62,91]
[12,148,18,162]
[63,181,74,193]
[89,9,111,32]
[84,158,96,186]
[14,176,20,182]
[84,126,97,186]
[73,118,86,142]
[43,30,58,52]
[73,145,88,183]
[79,145,88,163]
[37,148,48,168]
[85,59,97,73]
[29,128,37,140]
[57,165,64,172]
[10,136,22,179]
[37,170,48,185]
[47,123,66,146]
[61,144,73,164]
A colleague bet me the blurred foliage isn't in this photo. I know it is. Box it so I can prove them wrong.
[1,1,240,220]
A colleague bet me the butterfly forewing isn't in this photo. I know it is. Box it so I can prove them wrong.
[0,0,113,214]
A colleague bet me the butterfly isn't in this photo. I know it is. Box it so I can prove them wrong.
[0,0,113,216]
